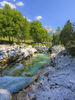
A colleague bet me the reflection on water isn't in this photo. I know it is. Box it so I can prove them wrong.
[0,54,50,77]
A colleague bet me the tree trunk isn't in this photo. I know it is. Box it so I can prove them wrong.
[21,39,22,44]
[12,36,13,43]
[24,39,25,43]
[9,35,10,42]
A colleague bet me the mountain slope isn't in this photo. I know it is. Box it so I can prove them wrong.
[44,26,56,35]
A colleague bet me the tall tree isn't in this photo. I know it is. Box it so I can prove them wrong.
[60,20,73,46]
[52,27,61,45]
[56,27,61,35]
[30,20,50,43]
[3,4,14,42]
[30,20,42,42]
[21,17,30,42]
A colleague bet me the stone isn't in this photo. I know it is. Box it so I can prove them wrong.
[50,45,65,54]
[34,45,48,53]
[0,89,12,100]
[0,44,37,68]
[17,91,30,100]
[0,51,3,55]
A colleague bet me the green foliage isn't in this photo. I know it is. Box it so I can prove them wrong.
[0,4,30,42]
[59,20,75,56]
[19,17,30,41]
[52,27,61,45]
[30,20,51,43]
[60,20,74,47]
[56,27,61,35]
[67,47,75,57]
[0,5,51,44]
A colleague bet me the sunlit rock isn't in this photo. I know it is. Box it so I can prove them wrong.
[0,88,12,100]
[17,91,30,100]
[51,45,65,53]
[34,45,48,53]
[0,44,37,68]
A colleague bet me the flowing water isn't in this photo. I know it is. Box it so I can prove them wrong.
[0,54,50,77]
[0,54,50,94]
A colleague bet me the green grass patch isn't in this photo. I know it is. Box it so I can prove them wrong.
[24,41,36,47]
[0,37,51,48]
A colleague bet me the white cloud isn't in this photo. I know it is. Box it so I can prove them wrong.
[24,16,31,22]
[0,1,16,9]
[16,2,24,6]
[35,16,42,20]
[27,18,31,22]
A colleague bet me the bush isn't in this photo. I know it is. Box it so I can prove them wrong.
[67,47,75,57]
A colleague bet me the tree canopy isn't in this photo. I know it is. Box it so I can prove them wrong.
[52,27,61,45]
[30,20,51,43]
[60,20,74,47]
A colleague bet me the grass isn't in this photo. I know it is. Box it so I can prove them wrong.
[0,37,51,48]
[0,37,17,44]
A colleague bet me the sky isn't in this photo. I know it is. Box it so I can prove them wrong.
[0,0,75,30]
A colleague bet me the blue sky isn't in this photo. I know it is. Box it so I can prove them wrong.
[0,0,75,30]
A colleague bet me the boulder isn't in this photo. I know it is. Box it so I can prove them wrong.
[34,45,48,53]
[50,45,65,53]
[0,89,12,100]
[0,51,3,55]
[17,91,30,100]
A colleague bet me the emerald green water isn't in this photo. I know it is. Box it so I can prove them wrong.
[0,54,50,77]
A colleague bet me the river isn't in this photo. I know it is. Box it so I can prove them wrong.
[0,53,50,94]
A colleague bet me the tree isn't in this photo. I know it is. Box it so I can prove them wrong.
[60,20,73,46]
[30,20,42,42]
[56,27,61,35]
[1,4,30,43]
[30,20,50,43]
[12,9,25,42]
[52,27,61,45]
[21,17,30,42]
[2,4,14,42]
[0,8,4,37]
[60,20,75,56]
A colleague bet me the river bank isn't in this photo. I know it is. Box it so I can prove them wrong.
[0,44,75,100]
[0,43,37,69]
[26,50,75,100]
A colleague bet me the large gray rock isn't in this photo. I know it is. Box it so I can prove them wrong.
[0,89,12,100]
[0,51,3,55]
[34,45,48,53]
[27,51,75,100]
[51,45,65,53]
[17,91,30,100]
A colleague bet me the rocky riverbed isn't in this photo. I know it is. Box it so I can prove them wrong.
[26,50,75,100]
[0,43,37,68]
[0,44,75,100]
